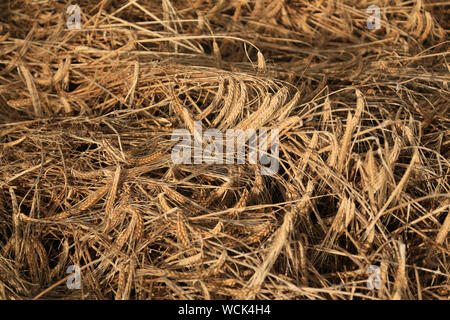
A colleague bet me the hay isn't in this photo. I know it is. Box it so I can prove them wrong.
[0,0,449,299]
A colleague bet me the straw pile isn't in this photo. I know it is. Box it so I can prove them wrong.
[0,0,448,299]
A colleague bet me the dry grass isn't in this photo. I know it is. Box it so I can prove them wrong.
[0,0,449,300]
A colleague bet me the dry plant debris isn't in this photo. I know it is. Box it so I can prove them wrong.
[0,0,449,300]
